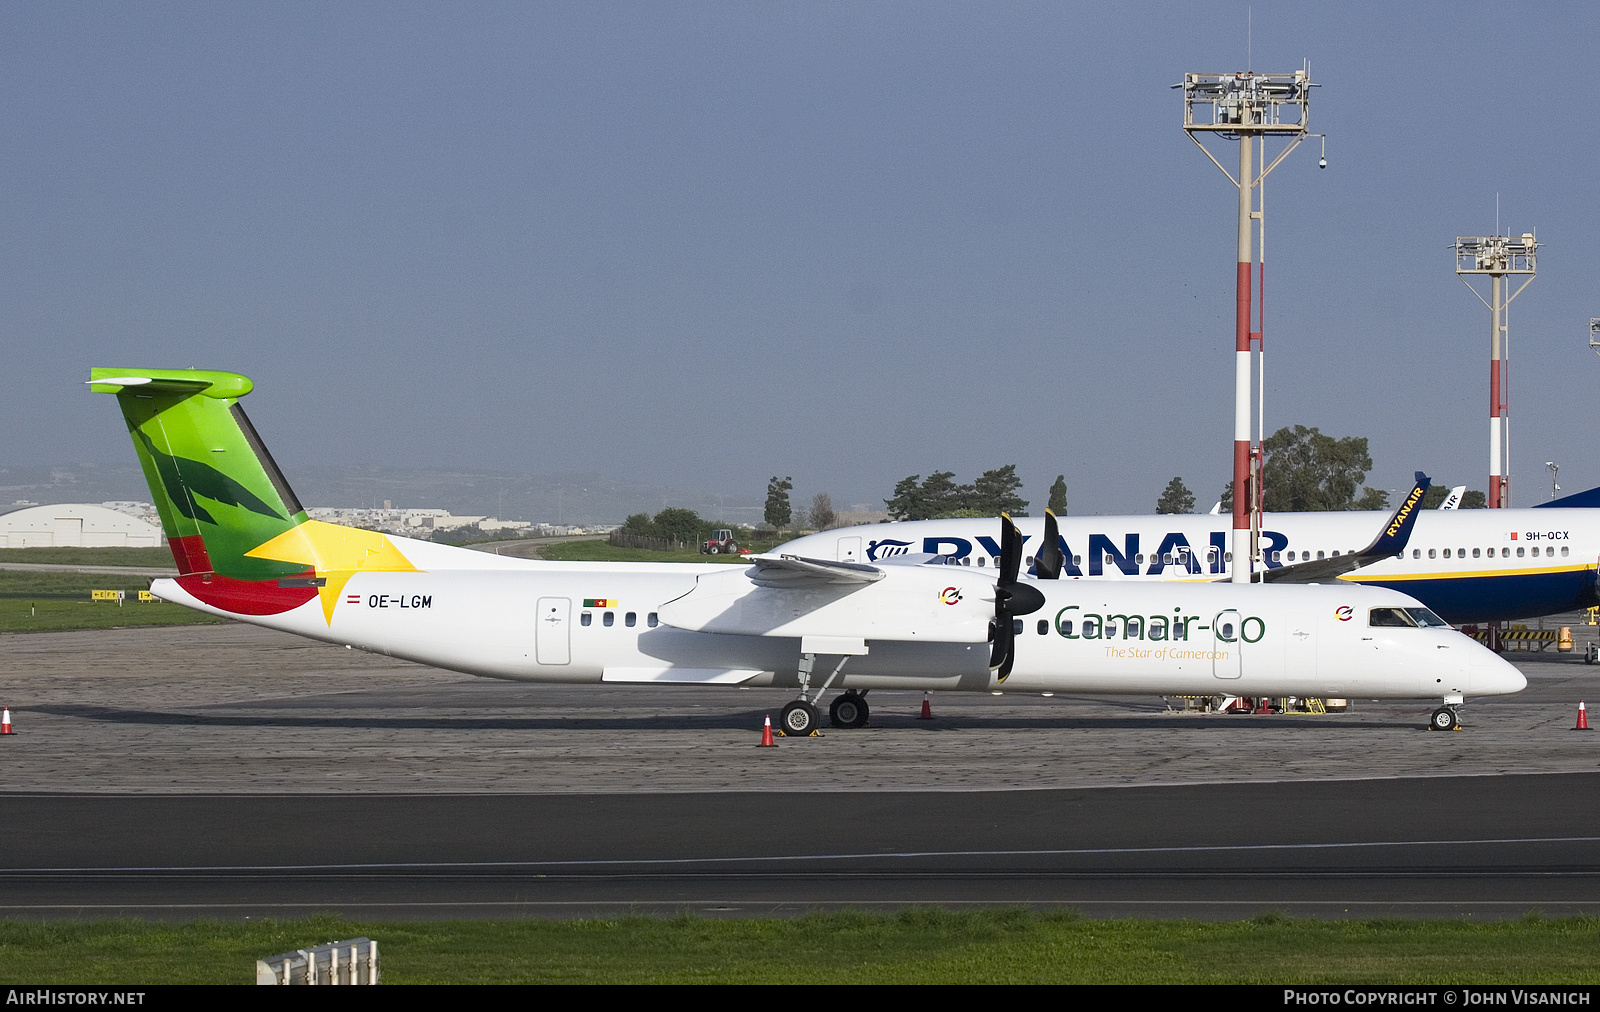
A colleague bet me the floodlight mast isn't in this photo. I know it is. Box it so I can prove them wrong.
[1455,234,1537,509]
[1177,68,1315,582]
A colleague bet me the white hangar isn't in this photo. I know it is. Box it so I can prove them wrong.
[0,503,163,548]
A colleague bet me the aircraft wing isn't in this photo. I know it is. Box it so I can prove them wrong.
[1261,472,1431,584]
[747,554,886,588]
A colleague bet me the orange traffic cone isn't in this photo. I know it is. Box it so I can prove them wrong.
[918,692,933,720]
[1576,701,1591,731]
[757,714,777,747]
[1,707,13,735]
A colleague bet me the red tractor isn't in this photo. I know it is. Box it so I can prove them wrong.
[701,529,740,554]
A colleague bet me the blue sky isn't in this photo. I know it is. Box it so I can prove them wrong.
[3,2,1597,515]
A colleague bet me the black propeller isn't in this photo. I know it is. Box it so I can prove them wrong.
[1034,509,1064,580]
[990,514,1046,680]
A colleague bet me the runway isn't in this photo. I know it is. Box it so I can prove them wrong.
[2,623,1599,919]
[4,775,1600,919]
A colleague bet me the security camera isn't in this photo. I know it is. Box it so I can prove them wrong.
[1319,157,1327,169]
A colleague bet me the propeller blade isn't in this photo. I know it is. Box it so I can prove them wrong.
[999,514,1023,585]
[1035,509,1063,579]
[990,514,1045,680]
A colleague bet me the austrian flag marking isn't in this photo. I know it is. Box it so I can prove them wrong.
[345,594,361,605]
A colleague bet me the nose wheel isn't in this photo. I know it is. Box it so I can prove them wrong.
[1430,706,1459,731]
[780,700,819,736]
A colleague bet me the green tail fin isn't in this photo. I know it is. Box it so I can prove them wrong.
[90,368,309,579]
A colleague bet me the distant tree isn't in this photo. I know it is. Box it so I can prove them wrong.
[918,471,964,518]
[1460,490,1488,509]
[970,465,1028,517]
[885,475,924,521]
[652,507,703,544]
[1421,486,1451,510]
[764,476,793,530]
[1047,475,1068,515]
[1260,425,1386,512]
[1156,477,1195,515]
[1354,487,1390,511]
[622,512,655,535]
[808,492,836,531]
[1219,480,1233,513]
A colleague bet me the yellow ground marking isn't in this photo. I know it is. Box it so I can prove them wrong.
[245,520,421,623]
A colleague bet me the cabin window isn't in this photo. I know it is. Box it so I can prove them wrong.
[1287,551,1296,561]
[1412,549,1420,559]
[977,557,986,567]
[1316,551,1325,560]
[1502,547,1510,557]
[580,612,592,627]
[1037,620,1049,635]
[1271,551,1281,563]
[1136,554,1145,565]
[1226,552,1233,562]
[961,557,971,566]
[1073,555,1082,566]
[1428,549,1437,559]
[603,611,615,627]
[1332,550,1341,557]
[625,612,637,627]
[1013,618,1023,634]
[1219,620,1235,638]
[1442,549,1451,559]
[1563,546,1570,557]
[1058,618,1074,636]
[647,612,659,627]
[1163,553,1174,564]
[1024,557,1032,566]
[1517,547,1525,557]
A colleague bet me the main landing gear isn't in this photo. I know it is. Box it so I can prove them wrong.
[779,651,869,735]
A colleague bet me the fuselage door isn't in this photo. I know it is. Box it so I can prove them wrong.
[536,596,571,665]
[837,536,862,563]
[1213,608,1242,679]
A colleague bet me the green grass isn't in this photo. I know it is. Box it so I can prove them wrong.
[2,912,1599,984]
[536,541,780,563]
[0,547,174,567]
[0,599,227,632]
[0,572,226,632]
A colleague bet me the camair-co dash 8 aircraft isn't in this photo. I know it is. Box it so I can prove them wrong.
[91,368,1523,735]
[778,490,1600,624]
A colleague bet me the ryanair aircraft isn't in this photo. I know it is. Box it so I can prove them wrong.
[89,368,1523,735]
[779,493,1600,625]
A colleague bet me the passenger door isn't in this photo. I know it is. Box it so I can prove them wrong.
[536,597,571,665]
[1213,609,1242,679]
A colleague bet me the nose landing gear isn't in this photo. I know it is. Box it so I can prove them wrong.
[1429,706,1460,731]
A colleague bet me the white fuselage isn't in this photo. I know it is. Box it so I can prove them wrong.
[152,535,1525,701]
[778,508,1600,624]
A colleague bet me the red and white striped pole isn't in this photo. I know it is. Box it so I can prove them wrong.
[1232,131,1254,583]
[1489,272,1505,509]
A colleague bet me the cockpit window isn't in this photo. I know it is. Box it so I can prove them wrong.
[1404,607,1449,628]
[1369,607,1418,628]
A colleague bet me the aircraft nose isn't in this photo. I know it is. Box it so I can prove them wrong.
[1471,652,1526,695]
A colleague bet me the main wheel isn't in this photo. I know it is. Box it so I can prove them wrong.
[780,700,818,736]
[1430,707,1458,731]
[829,693,869,729]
